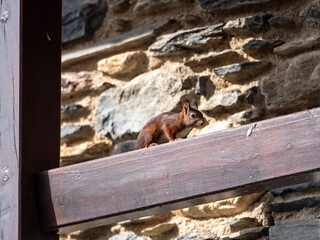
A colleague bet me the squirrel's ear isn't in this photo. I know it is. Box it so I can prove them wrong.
[190,99,198,109]
[183,101,190,114]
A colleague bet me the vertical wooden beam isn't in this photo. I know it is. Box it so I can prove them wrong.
[0,1,20,239]
[0,0,61,239]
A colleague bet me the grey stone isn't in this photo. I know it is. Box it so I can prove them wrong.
[61,125,93,144]
[198,0,273,12]
[271,181,320,196]
[185,49,240,67]
[61,104,88,121]
[261,51,320,111]
[62,0,108,43]
[224,217,261,233]
[108,233,147,240]
[62,20,175,66]
[195,76,210,95]
[274,36,320,56]
[245,86,259,105]
[133,0,194,15]
[269,196,320,213]
[176,233,203,240]
[230,108,261,123]
[269,16,295,28]
[221,226,268,240]
[94,63,196,140]
[223,14,273,36]
[214,61,271,82]
[109,0,131,13]
[300,2,320,25]
[269,221,320,240]
[149,24,225,57]
[242,39,284,54]
[201,89,242,112]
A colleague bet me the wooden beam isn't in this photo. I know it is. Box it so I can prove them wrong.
[0,0,61,239]
[38,107,320,233]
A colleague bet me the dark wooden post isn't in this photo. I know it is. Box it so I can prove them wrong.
[0,0,61,239]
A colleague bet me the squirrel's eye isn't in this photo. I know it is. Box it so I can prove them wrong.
[190,113,196,118]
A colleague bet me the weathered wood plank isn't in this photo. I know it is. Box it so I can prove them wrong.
[38,108,320,233]
[0,1,20,239]
[0,0,61,239]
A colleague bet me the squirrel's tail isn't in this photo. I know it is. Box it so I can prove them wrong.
[113,140,138,155]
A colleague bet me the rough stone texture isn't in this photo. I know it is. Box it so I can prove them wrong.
[172,192,263,218]
[141,223,176,236]
[61,125,93,144]
[261,51,320,111]
[185,50,241,68]
[300,2,320,25]
[214,61,271,82]
[198,0,274,12]
[201,89,242,112]
[108,233,147,240]
[230,108,261,123]
[271,181,320,196]
[175,233,203,240]
[221,226,268,240]
[97,51,148,79]
[62,0,108,43]
[223,14,273,36]
[242,39,284,54]
[269,221,320,240]
[94,63,196,140]
[119,212,172,225]
[61,71,114,101]
[224,217,261,233]
[60,141,112,166]
[61,104,89,121]
[62,20,176,66]
[273,36,320,56]
[268,16,295,28]
[133,0,194,15]
[269,196,320,213]
[149,24,225,57]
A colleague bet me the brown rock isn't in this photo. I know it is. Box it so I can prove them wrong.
[61,72,114,101]
[230,109,261,123]
[60,141,112,166]
[273,36,320,56]
[221,226,268,240]
[141,223,176,236]
[185,50,241,68]
[97,51,148,79]
[172,192,263,218]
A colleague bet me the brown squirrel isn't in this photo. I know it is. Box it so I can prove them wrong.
[114,99,205,154]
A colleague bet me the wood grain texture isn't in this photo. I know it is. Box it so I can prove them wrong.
[20,0,61,239]
[38,108,320,233]
[0,0,61,239]
[0,0,20,239]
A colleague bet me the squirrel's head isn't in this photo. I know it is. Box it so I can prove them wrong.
[182,99,205,127]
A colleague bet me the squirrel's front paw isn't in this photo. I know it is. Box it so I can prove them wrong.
[148,143,158,147]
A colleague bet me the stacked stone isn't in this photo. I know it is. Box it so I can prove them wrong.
[60,0,320,239]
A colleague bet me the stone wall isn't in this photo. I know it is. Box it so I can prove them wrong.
[60,0,320,239]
